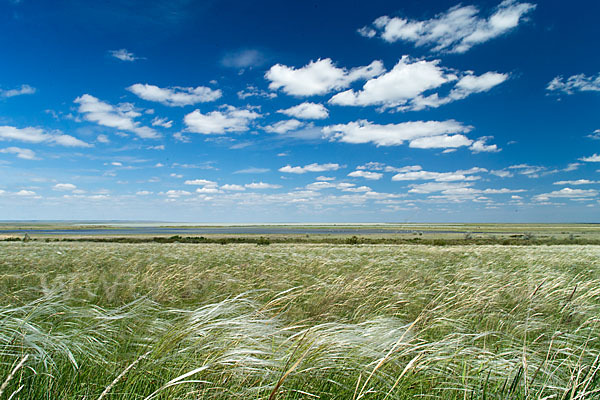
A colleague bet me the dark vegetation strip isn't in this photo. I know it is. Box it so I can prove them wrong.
[2,234,599,246]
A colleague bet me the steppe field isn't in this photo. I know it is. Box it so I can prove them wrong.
[1,230,599,399]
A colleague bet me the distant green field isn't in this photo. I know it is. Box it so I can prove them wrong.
[1,222,600,232]
[1,242,599,399]
[2,222,600,245]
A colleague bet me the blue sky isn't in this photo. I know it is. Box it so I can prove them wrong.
[1,0,599,222]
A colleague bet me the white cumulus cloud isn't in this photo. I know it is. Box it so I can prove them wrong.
[0,84,36,98]
[184,105,260,134]
[306,181,372,192]
[454,72,509,94]
[264,119,304,134]
[277,102,329,119]
[357,162,386,171]
[237,85,277,100]
[184,179,217,186]
[127,84,222,106]
[221,184,245,191]
[482,188,526,194]
[330,57,508,111]
[553,179,598,185]
[547,73,600,95]
[409,182,473,194]
[53,183,77,191]
[469,136,500,153]
[360,0,536,53]
[392,168,485,182]
[322,119,473,148]
[96,134,110,144]
[151,117,173,128]
[245,182,282,189]
[409,71,509,111]
[279,163,341,174]
[75,94,159,139]
[348,170,383,180]
[579,154,600,162]
[316,176,335,181]
[384,165,423,173]
[0,125,91,147]
[534,188,598,201]
[587,130,600,140]
[330,57,452,108]
[15,190,37,196]
[265,58,384,96]
[196,187,222,194]
[409,134,473,149]
[162,190,192,198]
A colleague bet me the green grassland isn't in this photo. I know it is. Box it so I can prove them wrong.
[2,222,600,245]
[1,222,600,233]
[1,241,599,399]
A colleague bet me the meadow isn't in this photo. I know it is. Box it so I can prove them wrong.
[0,241,599,399]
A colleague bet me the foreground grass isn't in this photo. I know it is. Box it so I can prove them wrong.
[0,242,599,399]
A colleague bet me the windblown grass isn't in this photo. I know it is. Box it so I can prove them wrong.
[0,242,599,398]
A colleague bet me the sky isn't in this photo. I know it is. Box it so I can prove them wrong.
[0,0,599,222]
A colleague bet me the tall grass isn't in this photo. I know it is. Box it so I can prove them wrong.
[0,242,598,398]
